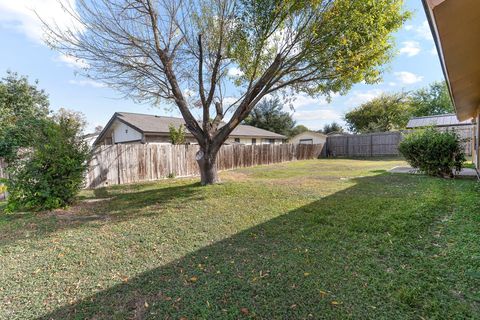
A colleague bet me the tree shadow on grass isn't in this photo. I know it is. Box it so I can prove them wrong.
[0,182,203,247]
[37,174,479,319]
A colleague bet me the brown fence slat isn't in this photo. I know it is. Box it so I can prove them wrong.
[85,143,324,188]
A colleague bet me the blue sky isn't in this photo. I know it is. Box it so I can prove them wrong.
[0,0,444,133]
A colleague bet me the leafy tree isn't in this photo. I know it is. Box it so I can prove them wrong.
[43,0,409,184]
[169,124,187,145]
[344,93,412,133]
[319,122,344,134]
[244,97,295,136]
[5,111,90,211]
[0,71,50,161]
[289,125,310,137]
[410,81,454,116]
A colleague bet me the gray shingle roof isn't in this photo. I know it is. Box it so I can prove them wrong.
[115,112,286,139]
[406,114,473,128]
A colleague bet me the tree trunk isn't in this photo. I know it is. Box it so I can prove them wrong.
[196,146,219,185]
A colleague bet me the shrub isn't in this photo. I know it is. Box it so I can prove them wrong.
[5,115,90,211]
[169,124,186,144]
[399,128,465,178]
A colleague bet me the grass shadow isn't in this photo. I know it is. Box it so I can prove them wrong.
[36,174,479,319]
[0,181,203,247]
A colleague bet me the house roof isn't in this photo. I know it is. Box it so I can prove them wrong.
[406,113,473,128]
[95,112,286,145]
[422,0,480,120]
[289,131,327,140]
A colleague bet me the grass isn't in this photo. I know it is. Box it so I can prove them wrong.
[0,158,479,319]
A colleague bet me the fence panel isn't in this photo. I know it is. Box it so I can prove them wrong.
[85,143,324,188]
[326,132,402,157]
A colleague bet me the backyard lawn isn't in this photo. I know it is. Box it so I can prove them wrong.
[1,158,479,319]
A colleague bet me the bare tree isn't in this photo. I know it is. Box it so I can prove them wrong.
[41,0,408,184]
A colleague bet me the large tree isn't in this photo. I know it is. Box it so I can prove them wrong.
[344,92,412,133]
[244,97,295,136]
[43,0,408,184]
[410,81,454,116]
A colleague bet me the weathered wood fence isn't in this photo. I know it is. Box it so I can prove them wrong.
[86,143,324,188]
[326,128,474,157]
[326,132,402,157]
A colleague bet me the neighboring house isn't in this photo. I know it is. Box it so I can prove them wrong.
[423,0,480,169]
[83,132,100,147]
[289,131,327,145]
[94,112,286,147]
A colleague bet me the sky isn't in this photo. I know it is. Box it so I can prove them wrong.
[0,0,444,133]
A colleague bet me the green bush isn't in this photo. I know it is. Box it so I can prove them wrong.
[399,128,465,178]
[5,115,90,211]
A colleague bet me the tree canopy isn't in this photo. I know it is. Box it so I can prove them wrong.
[319,122,344,134]
[344,92,412,133]
[0,72,50,161]
[289,124,310,137]
[244,97,295,136]
[43,0,409,184]
[410,81,454,116]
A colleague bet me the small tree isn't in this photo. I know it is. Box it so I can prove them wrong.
[42,0,408,184]
[398,128,465,178]
[5,112,90,211]
[345,92,412,133]
[169,124,187,145]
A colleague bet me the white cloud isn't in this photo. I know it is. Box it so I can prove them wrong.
[394,71,424,85]
[416,20,433,41]
[430,45,438,55]
[345,89,384,107]
[388,82,397,87]
[293,109,341,122]
[227,67,243,77]
[58,54,89,69]
[290,94,330,110]
[68,79,105,88]
[399,41,421,57]
[0,0,80,44]
[404,25,413,31]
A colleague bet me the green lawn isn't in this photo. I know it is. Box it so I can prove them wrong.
[1,158,479,319]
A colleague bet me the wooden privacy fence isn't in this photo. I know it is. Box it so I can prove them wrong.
[326,129,474,157]
[86,143,324,188]
[326,132,403,157]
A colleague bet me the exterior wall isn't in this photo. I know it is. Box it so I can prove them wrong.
[225,137,283,145]
[145,134,197,144]
[112,120,143,143]
[289,132,327,145]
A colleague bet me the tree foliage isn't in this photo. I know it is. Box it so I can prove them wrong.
[169,124,187,145]
[43,0,409,184]
[319,122,344,134]
[399,128,465,178]
[289,125,310,137]
[410,81,454,116]
[244,97,295,136]
[0,71,50,161]
[344,92,412,133]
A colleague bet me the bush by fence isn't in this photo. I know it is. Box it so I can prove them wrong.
[86,143,324,188]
